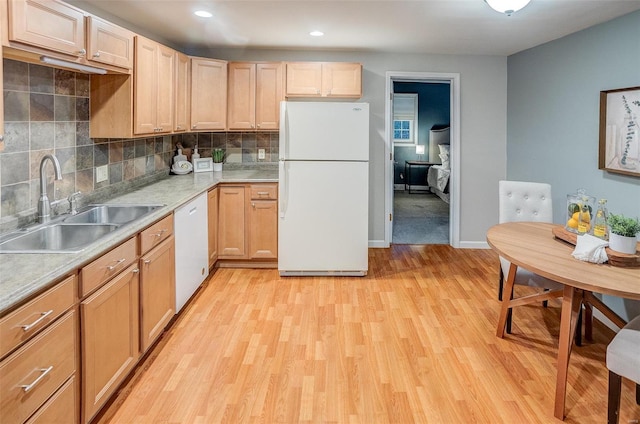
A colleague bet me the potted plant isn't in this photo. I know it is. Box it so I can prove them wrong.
[608,213,640,254]
[212,148,225,172]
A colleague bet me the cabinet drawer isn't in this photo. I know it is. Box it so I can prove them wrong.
[0,310,77,424]
[25,375,78,424]
[250,184,277,200]
[80,237,137,297]
[0,274,76,359]
[140,214,174,254]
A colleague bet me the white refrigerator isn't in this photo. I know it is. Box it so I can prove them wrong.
[278,101,369,276]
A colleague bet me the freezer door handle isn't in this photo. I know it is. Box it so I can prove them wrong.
[279,160,288,218]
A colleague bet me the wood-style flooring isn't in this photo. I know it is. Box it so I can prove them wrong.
[98,245,639,424]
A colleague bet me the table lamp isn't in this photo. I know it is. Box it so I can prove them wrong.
[415,144,425,161]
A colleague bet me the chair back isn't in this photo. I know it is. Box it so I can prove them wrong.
[499,180,553,224]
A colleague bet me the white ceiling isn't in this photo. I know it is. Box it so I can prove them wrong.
[71,0,640,56]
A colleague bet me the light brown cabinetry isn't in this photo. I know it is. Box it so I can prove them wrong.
[139,221,175,353]
[285,62,362,98]
[5,0,133,72]
[208,187,219,268]
[134,35,175,135]
[174,51,190,132]
[190,57,227,131]
[1,43,5,152]
[81,262,139,423]
[86,15,134,70]
[25,375,78,424]
[217,183,278,265]
[218,185,246,258]
[227,62,283,130]
[0,309,78,424]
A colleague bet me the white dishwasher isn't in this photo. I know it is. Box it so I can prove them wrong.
[174,192,208,312]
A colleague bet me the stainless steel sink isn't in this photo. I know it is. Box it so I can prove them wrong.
[63,204,163,225]
[0,224,119,253]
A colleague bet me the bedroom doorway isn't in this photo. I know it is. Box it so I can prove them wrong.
[384,71,461,247]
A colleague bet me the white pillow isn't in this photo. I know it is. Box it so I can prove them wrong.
[439,153,450,169]
[438,144,450,156]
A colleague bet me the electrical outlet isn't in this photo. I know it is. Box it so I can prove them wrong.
[258,148,266,160]
[96,165,109,183]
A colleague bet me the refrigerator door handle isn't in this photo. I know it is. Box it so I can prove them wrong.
[280,101,288,161]
[279,160,288,218]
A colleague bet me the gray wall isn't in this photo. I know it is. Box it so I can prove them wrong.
[189,48,508,245]
[507,11,640,321]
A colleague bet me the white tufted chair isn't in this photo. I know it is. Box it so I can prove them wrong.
[606,315,640,424]
[497,181,565,334]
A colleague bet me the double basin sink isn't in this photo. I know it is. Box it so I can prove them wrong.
[0,204,164,253]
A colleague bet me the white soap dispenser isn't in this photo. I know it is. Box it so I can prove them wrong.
[192,145,200,161]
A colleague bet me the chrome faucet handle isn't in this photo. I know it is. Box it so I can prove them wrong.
[68,191,82,215]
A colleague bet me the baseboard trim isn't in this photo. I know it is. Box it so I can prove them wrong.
[458,241,490,249]
[369,239,388,248]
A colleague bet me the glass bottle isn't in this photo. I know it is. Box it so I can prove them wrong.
[592,199,609,240]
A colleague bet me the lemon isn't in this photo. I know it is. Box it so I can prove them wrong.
[572,211,590,223]
[567,218,578,229]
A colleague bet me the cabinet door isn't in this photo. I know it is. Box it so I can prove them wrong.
[190,58,227,131]
[8,0,85,57]
[285,62,322,97]
[81,264,139,424]
[249,200,278,259]
[218,186,246,257]
[174,51,190,132]
[208,188,219,267]
[140,236,175,353]
[0,44,4,152]
[86,15,134,69]
[255,63,283,130]
[227,62,256,130]
[321,62,362,98]
[134,36,158,135]
[156,44,175,133]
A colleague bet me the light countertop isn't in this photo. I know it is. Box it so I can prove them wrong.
[0,167,278,315]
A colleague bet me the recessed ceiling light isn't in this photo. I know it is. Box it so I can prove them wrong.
[194,10,213,18]
[309,31,324,37]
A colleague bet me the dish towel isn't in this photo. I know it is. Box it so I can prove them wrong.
[572,234,609,264]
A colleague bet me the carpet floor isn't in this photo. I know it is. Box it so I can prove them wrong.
[392,190,449,244]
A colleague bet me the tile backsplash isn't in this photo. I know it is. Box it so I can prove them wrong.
[0,58,279,230]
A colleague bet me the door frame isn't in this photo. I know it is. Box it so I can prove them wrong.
[384,71,461,247]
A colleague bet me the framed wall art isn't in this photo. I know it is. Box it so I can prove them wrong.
[599,86,640,177]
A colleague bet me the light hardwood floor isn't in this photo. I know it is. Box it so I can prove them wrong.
[98,245,639,424]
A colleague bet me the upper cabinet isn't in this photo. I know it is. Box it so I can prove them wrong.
[134,35,174,135]
[285,62,362,98]
[174,51,189,132]
[86,15,134,70]
[4,0,133,72]
[190,57,227,131]
[227,62,283,131]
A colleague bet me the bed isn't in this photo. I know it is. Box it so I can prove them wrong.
[427,165,450,204]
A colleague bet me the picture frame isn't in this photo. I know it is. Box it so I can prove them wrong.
[193,157,214,173]
[599,86,640,177]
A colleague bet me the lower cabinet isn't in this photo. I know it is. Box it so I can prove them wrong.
[208,187,219,268]
[217,183,278,264]
[81,264,140,424]
[139,236,175,353]
[25,375,78,424]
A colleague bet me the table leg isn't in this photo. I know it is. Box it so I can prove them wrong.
[496,263,517,338]
[554,285,583,420]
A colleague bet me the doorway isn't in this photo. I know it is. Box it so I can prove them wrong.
[384,71,461,247]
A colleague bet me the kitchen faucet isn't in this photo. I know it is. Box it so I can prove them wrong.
[38,154,62,223]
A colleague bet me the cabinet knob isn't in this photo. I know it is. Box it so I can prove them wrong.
[93,52,101,58]
[0,134,4,142]
[192,125,197,129]
[257,124,261,128]
[78,48,86,56]
[176,125,182,130]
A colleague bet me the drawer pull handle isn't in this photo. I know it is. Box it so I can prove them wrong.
[151,229,168,238]
[144,259,151,264]
[257,192,269,196]
[21,366,53,392]
[21,310,53,331]
[132,268,140,274]
[107,258,126,271]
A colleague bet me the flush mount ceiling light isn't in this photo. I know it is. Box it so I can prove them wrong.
[194,10,212,18]
[309,31,324,37]
[484,0,531,16]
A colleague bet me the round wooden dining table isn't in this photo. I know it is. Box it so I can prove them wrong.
[486,221,640,420]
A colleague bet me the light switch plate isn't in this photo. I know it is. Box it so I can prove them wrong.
[96,165,109,183]
[258,148,266,160]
